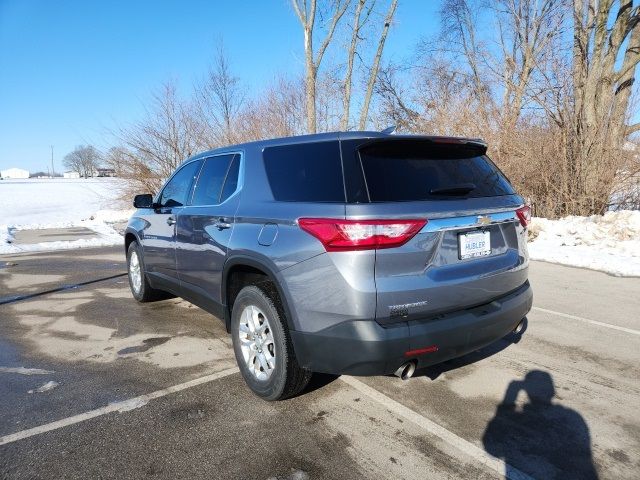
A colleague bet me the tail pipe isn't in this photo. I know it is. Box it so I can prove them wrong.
[513,317,527,335]
[394,361,416,380]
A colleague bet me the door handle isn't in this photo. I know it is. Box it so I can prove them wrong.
[166,217,176,226]
[214,218,232,230]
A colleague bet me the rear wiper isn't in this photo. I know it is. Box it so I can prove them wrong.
[429,183,476,195]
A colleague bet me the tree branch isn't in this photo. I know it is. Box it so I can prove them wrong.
[625,122,640,136]
[314,0,350,69]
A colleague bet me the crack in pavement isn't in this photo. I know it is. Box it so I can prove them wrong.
[0,273,127,306]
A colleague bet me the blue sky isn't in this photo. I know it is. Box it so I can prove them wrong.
[0,0,439,172]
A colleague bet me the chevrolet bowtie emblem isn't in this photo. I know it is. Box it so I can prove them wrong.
[477,215,492,226]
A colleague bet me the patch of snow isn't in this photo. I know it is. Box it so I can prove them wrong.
[110,397,149,412]
[0,178,133,255]
[28,380,60,394]
[528,210,640,277]
[0,367,55,375]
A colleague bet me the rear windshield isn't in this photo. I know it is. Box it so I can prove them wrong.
[359,140,515,202]
[263,141,345,202]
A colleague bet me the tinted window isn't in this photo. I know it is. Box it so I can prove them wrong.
[220,154,240,203]
[263,141,345,202]
[191,154,234,206]
[359,140,515,202]
[159,160,202,207]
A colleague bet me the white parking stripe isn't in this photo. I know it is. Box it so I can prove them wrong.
[340,376,535,480]
[532,306,640,336]
[0,367,238,447]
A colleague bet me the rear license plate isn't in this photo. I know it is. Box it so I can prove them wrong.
[458,231,491,259]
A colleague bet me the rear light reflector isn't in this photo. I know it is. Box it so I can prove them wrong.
[404,345,439,357]
[298,218,427,251]
[515,205,531,228]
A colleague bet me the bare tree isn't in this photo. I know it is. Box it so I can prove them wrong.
[359,0,398,129]
[114,81,200,195]
[341,0,372,129]
[104,146,129,177]
[194,42,245,145]
[292,0,351,133]
[439,0,493,122]
[375,63,421,131]
[237,76,306,141]
[63,145,102,178]
[569,0,640,214]
[493,0,568,131]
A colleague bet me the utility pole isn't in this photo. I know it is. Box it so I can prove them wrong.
[50,145,55,178]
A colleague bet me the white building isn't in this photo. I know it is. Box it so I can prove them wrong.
[63,171,81,179]
[0,167,29,179]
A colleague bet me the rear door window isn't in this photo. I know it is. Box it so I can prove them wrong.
[359,140,515,202]
[263,141,345,202]
[220,154,240,203]
[191,154,235,206]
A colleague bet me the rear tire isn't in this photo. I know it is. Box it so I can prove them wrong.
[231,285,312,401]
[126,242,166,302]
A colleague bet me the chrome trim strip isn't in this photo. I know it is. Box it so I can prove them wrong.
[421,210,518,233]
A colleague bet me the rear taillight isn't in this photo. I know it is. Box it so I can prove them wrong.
[516,205,531,228]
[298,218,427,252]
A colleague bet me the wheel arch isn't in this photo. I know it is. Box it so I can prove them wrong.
[124,230,139,254]
[222,255,297,333]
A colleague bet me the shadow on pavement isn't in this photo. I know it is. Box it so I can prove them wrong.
[483,370,598,479]
[303,373,340,395]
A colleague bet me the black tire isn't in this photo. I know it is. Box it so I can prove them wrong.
[126,242,166,302]
[231,285,312,401]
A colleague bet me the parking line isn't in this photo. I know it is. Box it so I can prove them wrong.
[532,306,640,336]
[340,376,534,480]
[0,367,238,447]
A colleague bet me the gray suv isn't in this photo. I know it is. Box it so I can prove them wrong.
[125,131,533,400]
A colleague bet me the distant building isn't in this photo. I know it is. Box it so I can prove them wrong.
[63,171,81,179]
[0,167,29,179]
[96,167,116,177]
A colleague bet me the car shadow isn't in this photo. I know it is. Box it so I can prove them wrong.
[483,370,598,479]
[303,373,340,395]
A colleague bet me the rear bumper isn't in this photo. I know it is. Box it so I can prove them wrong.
[290,281,533,375]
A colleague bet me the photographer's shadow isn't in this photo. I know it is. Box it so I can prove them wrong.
[482,370,598,479]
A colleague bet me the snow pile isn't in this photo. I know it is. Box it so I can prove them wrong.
[28,380,60,394]
[528,210,640,277]
[0,178,133,255]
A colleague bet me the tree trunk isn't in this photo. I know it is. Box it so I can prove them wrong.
[303,25,317,133]
[570,0,640,215]
[341,0,367,130]
[292,0,349,134]
[359,0,398,130]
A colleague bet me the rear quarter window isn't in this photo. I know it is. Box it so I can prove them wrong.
[359,140,515,202]
[263,141,345,202]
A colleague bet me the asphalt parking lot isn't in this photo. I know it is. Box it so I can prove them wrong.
[0,247,638,479]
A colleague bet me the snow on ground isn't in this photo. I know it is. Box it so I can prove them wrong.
[528,210,640,277]
[0,178,133,254]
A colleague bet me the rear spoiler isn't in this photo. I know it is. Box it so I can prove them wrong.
[357,136,488,157]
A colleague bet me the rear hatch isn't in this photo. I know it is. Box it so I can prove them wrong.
[341,136,529,325]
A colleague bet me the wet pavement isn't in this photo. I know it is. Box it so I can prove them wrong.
[0,247,638,479]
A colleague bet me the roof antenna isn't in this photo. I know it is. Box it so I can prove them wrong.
[381,125,397,135]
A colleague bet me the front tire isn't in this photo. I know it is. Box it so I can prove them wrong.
[126,242,166,302]
[231,285,311,401]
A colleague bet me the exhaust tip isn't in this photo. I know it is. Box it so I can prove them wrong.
[395,361,416,380]
[513,317,527,335]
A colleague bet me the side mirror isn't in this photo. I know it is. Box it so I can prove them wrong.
[133,194,154,209]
